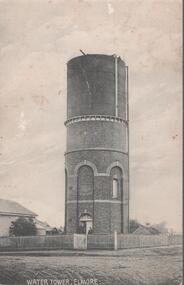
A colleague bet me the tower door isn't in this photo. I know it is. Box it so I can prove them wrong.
[79,212,93,234]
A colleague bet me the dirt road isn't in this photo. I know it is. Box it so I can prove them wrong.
[0,245,182,285]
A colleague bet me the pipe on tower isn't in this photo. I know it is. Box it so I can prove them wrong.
[114,55,118,117]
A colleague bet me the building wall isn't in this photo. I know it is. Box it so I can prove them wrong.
[0,216,17,237]
[65,54,129,234]
[0,215,37,237]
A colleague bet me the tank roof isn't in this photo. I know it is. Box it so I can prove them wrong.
[67,53,125,65]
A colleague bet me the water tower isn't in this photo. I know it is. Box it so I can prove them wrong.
[65,54,129,234]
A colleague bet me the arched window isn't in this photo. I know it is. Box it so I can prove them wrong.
[77,165,94,233]
[78,165,94,200]
[110,167,122,199]
[112,176,118,198]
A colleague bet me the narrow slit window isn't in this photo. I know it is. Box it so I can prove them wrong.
[112,178,118,198]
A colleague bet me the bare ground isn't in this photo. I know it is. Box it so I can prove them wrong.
[0,245,182,285]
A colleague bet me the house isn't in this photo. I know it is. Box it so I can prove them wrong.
[132,224,161,235]
[0,199,38,237]
[35,219,53,235]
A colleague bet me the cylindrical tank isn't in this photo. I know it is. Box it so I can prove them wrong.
[67,54,127,119]
[65,54,129,234]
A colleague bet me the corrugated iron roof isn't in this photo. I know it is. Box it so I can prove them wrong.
[133,224,161,235]
[35,219,52,230]
[0,199,37,217]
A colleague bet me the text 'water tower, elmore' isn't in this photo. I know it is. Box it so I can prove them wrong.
[64,53,129,234]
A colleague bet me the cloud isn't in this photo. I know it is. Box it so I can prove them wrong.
[107,2,114,15]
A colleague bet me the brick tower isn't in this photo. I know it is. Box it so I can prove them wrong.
[65,54,129,234]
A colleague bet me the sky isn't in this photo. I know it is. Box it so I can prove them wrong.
[0,0,182,232]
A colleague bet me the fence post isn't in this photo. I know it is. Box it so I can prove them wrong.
[114,231,118,250]
[73,234,77,249]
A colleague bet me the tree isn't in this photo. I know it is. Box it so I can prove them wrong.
[9,217,37,236]
[46,227,64,235]
[129,219,140,233]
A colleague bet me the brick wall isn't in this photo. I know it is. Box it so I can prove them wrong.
[65,150,128,175]
[67,121,127,153]
[65,150,129,234]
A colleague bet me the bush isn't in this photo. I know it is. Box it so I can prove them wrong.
[129,219,140,233]
[9,217,37,236]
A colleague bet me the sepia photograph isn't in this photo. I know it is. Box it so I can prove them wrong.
[0,0,182,285]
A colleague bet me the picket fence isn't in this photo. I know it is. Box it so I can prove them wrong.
[0,233,182,251]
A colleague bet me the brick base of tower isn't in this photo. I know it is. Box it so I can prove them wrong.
[65,149,129,234]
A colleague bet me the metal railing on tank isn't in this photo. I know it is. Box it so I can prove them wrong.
[64,114,127,126]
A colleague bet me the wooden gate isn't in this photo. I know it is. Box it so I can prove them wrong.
[73,234,87,250]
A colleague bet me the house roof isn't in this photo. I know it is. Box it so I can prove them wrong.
[147,226,161,235]
[35,219,52,230]
[0,199,37,217]
[133,224,161,235]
